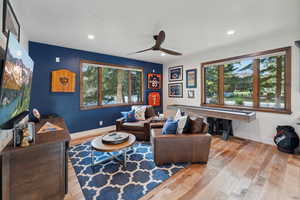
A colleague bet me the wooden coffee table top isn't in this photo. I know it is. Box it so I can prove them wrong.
[91,132,136,152]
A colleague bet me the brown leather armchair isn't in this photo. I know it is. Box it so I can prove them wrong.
[150,122,211,165]
[116,106,156,141]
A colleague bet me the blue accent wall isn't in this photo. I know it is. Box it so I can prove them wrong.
[29,41,163,133]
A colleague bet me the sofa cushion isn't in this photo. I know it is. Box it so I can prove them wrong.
[121,110,137,122]
[132,105,155,119]
[182,116,191,133]
[174,109,189,134]
[189,117,204,134]
[122,121,146,131]
[176,115,188,134]
[145,106,156,118]
[162,119,178,135]
[175,109,182,120]
[133,106,146,120]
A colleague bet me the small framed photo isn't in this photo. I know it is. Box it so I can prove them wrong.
[169,66,183,82]
[168,83,183,98]
[2,0,20,41]
[186,69,197,88]
[188,90,195,98]
[147,73,161,90]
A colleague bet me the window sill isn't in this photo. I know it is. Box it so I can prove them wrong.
[80,102,145,110]
[201,103,292,115]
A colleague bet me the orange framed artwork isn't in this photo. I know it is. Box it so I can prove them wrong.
[51,69,76,92]
[147,73,161,90]
[148,92,160,106]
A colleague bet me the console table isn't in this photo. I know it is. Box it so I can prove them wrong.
[1,117,70,200]
[167,104,256,140]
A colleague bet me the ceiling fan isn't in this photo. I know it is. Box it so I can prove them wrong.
[131,30,182,56]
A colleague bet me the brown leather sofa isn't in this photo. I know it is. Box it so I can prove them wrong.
[150,121,211,165]
[116,106,156,141]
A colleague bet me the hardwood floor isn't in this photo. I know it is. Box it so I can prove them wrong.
[65,136,300,200]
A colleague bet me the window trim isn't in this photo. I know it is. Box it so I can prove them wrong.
[200,47,292,114]
[80,60,144,110]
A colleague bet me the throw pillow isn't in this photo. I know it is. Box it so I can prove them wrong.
[174,109,182,120]
[133,106,146,121]
[121,110,137,122]
[176,115,188,134]
[162,119,178,135]
[189,117,204,133]
[182,115,191,133]
[145,106,156,118]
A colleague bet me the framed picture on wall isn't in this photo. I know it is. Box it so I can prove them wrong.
[188,90,195,98]
[168,65,183,82]
[147,73,161,89]
[51,69,76,92]
[168,83,183,98]
[2,0,20,41]
[186,69,197,88]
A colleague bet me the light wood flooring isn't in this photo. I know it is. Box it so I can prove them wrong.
[65,135,300,200]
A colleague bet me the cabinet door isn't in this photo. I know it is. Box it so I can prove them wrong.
[4,142,65,200]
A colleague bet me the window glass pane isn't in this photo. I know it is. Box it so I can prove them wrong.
[131,71,142,103]
[205,66,219,104]
[102,68,129,104]
[82,64,98,106]
[259,55,285,109]
[224,60,253,107]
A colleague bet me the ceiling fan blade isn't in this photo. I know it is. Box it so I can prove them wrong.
[129,48,153,55]
[154,31,165,48]
[160,48,182,56]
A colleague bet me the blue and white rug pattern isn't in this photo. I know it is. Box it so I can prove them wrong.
[69,141,187,200]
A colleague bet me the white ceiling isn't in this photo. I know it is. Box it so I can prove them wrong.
[15,0,300,64]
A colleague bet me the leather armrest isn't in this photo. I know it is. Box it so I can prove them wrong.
[116,117,125,122]
[145,117,154,123]
[202,122,209,133]
[116,117,125,131]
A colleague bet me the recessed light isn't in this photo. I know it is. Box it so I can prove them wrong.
[161,52,166,56]
[88,34,95,40]
[227,30,235,35]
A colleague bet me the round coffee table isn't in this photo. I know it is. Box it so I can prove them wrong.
[91,132,136,167]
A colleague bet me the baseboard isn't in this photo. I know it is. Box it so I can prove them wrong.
[70,125,116,140]
[234,134,275,146]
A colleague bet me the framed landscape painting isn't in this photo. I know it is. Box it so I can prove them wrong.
[2,0,20,41]
[168,83,183,98]
[169,66,183,82]
[186,69,197,88]
[148,73,161,90]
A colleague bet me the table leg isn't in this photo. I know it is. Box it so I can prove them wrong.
[222,119,233,140]
[123,150,127,167]
[91,147,94,166]
[90,147,132,167]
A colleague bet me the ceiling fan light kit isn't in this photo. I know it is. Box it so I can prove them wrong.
[133,30,182,56]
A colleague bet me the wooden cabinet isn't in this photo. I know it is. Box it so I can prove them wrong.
[1,118,70,200]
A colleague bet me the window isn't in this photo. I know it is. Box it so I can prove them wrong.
[201,47,291,114]
[80,60,144,109]
[204,65,219,104]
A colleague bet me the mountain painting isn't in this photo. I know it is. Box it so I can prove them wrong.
[0,33,34,126]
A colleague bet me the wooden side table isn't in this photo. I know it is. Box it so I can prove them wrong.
[91,133,136,167]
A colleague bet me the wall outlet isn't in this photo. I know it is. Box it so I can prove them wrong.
[99,121,103,126]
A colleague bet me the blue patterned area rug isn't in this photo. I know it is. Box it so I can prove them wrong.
[69,141,187,200]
